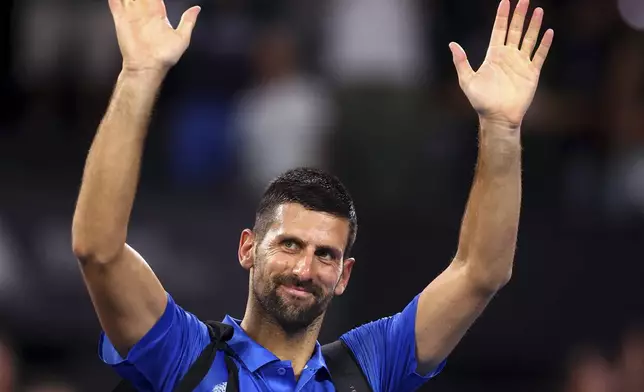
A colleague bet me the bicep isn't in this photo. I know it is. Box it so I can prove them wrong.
[80,244,167,356]
[415,262,495,373]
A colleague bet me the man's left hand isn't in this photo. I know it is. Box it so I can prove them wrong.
[450,0,554,128]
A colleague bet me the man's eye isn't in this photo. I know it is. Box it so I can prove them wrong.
[283,240,298,249]
[316,250,338,263]
[317,251,332,260]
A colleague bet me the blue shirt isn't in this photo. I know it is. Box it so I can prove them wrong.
[100,294,445,392]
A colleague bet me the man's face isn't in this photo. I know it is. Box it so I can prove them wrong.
[239,203,355,334]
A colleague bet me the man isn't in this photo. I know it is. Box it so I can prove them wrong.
[71,0,553,391]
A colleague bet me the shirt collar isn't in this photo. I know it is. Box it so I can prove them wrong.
[222,315,329,375]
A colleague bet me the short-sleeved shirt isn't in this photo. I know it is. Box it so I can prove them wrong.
[100,294,445,392]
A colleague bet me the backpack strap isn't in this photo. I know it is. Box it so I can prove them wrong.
[173,321,237,392]
[223,355,240,392]
[322,340,372,392]
[111,321,236,392]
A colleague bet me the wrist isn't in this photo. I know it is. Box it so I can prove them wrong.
[478,116,522,155]
[478,116,522,132]
[479,116,522,145]
[118,67,168,86]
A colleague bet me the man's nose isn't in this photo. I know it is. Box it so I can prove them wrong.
[292,251,314,281]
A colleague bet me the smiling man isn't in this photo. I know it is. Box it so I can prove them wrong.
[71,0,553,391]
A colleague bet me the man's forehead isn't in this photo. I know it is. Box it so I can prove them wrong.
[272,203,344,223]
[267,204,349,241]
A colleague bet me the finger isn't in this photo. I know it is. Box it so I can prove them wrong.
[489,0,510,47]
[108,0,123,15]
[155,0,170,17]
[520,7,543,57]
[449,42,475,84]
[158,0,168,18]
[124,0,162,17]
[139,0,166,16]
[177,6,201,40]
[506,0,529,48]
[532,28,554,71]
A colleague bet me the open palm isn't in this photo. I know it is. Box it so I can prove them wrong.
[108,0,201,72]
[450,0,554,127]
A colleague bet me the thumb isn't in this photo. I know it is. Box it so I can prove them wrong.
[449,42,474,84]
[177,6,201,40]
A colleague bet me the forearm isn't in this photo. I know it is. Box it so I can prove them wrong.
[454,118,522,292]
[72,70,166,263]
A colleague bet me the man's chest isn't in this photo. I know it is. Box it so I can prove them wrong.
[194,354,335,392]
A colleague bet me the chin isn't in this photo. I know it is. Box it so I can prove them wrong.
[276,299,325,330]
[254,285,330,331]
[274,311,323,334]
[278,295,315,313]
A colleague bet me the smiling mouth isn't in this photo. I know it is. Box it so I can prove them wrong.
[280,285,314,298]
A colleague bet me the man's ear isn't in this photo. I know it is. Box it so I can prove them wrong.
[334,257,355,296]
[238,229,255,270]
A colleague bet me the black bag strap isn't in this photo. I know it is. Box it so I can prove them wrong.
[110,321,236,392]
[173,321,235,392]
[322,340,373,392]
[223,355,240,392]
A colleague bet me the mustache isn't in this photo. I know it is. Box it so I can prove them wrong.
[274,275,322,296]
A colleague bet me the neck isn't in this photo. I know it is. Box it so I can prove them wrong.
[240,297,324,377]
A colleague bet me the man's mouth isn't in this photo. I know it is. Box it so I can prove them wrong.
[280,285,314,298]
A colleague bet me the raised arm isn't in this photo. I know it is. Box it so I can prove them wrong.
[414,0,553,373]
[71,0,200,356]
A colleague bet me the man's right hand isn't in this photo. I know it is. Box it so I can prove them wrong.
[109,0,201,73]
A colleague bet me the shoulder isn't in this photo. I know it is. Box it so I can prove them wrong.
[340,295,420,349]
[338,296,444,392]
[100,294,212,392]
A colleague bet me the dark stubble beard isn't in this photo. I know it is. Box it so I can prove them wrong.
[253,268,334,336]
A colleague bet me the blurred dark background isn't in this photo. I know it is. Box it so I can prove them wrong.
[1,0,644,391]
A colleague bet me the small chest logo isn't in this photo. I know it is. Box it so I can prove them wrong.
[212,382,227,392]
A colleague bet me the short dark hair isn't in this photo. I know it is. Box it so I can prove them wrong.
[253,167,357,257]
